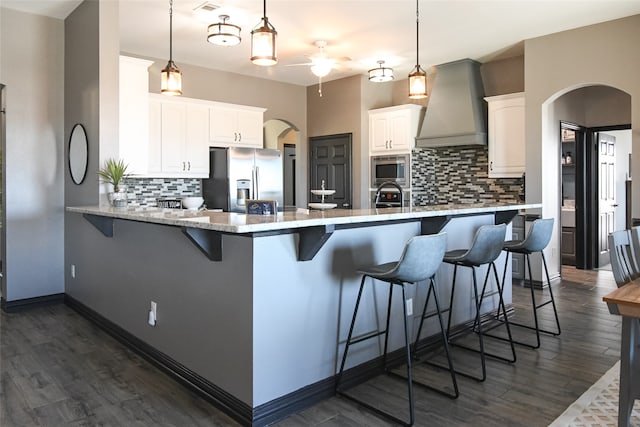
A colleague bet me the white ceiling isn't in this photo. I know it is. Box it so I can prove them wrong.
[5,0,640,86]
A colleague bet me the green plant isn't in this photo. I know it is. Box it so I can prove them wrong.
[97,158,129,192]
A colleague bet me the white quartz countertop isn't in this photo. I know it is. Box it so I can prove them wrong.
[67,202,542,234]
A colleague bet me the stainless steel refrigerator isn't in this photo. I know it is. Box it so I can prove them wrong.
[202,147,283,213]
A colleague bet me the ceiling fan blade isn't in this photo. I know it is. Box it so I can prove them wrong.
[284,62,314,67]
[334,56,352,63]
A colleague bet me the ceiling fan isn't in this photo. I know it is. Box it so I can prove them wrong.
[286,40,351,96]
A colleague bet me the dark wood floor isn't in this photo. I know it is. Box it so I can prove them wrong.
[1,267,621,426]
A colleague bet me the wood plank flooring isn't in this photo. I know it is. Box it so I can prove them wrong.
[0,267,622,426]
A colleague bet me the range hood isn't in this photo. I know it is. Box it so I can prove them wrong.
[416,59,487,147]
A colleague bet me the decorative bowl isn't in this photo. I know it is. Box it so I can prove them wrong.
[310,189,336,196]
[182,196,204,210]
[309,202,337,210]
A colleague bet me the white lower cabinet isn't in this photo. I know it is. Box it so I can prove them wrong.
[147,94,209,178]
[485,92,525,178]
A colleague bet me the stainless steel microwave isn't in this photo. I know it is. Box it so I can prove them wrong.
[371,154,410,187]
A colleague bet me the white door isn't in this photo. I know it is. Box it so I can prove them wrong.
[598,133,616,266]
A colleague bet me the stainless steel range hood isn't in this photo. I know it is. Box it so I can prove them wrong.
[416,59,487,147]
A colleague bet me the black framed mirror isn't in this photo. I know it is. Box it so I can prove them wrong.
[69,123,88,185]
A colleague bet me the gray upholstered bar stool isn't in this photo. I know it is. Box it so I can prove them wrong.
[442,223,516,382]
[335,232,457,426]
[500,218,560,349]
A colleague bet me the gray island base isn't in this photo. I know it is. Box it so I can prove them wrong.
[66,202,539,426]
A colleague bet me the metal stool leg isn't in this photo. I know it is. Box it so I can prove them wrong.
[409,278,459,399]
[336,275,368,390]
[496,249,561,349]
[336,277,418,426]
[445,264,488,382]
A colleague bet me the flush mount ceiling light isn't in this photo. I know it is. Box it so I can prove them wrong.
[207,15,241,46]
[369,60,394,82]
[161,0,182,96]
[408,0,427,99]
[251,0,277,66]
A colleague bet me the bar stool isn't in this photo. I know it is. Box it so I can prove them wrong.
[442,223,516,382]
[335,232,457,426]
[500,218,561,349]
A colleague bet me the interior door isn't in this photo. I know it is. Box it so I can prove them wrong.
[309,134,352,208]
[598,133,617,266]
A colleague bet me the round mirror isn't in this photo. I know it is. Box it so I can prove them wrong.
[69,123,88,184]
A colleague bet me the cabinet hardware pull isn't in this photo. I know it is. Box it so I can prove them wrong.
[490,161,493,171]
[238,133,241,142]
[188,161,191,171]
[182,161,186,171]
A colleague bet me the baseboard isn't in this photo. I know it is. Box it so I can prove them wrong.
[64,295,254,426]
[63,294,346,426]
[1,293,65,313]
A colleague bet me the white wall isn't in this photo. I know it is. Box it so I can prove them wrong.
[0,8,65,301]
[609,129,632,230]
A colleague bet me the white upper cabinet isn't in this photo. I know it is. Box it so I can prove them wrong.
[209,104,265,148]
[369,104,423,154]
[485,92,525,178]
[119,55,153,174]
[147,94,210,178]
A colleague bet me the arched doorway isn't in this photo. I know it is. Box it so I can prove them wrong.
[542,85,631,272]
[264,119,301,209]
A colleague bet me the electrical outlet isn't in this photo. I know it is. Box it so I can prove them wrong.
[406,298,413,316]
[71,264,76,278]
[148,301,157,327]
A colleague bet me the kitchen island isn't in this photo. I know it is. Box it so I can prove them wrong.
[65,202,539,426]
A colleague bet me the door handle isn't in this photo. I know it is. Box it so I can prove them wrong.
[612,204,619,207]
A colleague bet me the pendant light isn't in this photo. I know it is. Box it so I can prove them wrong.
[251,0,277,66]
[368,60,394,82]
[408,0,427,99]
[161,0,182,96]
[207,15,241,46]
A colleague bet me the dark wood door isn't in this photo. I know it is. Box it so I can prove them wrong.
[309,134,352,208]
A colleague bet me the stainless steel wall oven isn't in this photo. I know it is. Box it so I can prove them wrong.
[371,154,409,187]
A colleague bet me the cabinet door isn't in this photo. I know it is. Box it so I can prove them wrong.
[235,109,263,148]
[119,56,153,174]
[147,98,162,174]
[185,103,210,175]
[209,106,238,145]
[487,95,525,178]
[369,115,389,153]
[388,113,410,151]
[161,101,187,173]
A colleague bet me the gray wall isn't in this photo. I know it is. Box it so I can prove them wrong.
[307,75,393,209]
[0,8,65,301]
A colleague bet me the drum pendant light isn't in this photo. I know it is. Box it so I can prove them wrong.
[207,15,241,46]
[369,60,394,82]
[161,0,182,96]
[251,0,277,66]
[408,0,427,99]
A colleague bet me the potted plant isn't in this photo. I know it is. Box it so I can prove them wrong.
[98,158,130,207]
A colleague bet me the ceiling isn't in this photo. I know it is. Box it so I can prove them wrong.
[4,0,640,87]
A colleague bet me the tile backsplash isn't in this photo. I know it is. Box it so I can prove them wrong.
[123,178,201,207]
[411,145,524,206]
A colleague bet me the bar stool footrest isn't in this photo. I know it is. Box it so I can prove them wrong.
[337,388,413,427]
[448,339,517,364]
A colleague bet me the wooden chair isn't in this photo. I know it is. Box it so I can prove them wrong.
[608,229,640,287]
